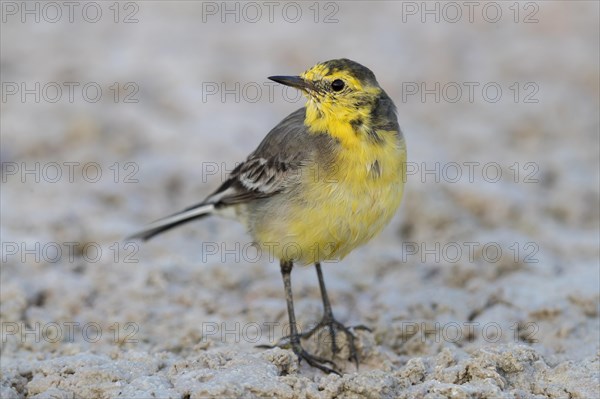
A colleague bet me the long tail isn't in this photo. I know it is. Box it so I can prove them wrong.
[127,202,215,241]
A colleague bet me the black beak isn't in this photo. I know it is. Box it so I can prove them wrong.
[268,75,312,91]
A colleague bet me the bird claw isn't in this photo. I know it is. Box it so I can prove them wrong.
[256,333,341,374]
[258,318,366,372]
[305,317,362,369]
[293,344,341,375]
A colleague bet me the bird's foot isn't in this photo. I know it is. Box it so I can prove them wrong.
[301,317,370,369]
[257,335,341,375]
[258,318,369,372]
[290,341,341,375]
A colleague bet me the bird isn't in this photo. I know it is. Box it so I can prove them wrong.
[128,58,407,374]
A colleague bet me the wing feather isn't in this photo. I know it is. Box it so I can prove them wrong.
[206,108,334,207]
[128,107,337,241]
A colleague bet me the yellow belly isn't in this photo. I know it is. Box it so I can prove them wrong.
[252,136,406,264]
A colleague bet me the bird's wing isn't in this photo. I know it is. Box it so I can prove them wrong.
[128,107,335,241]
[205,107,335,207]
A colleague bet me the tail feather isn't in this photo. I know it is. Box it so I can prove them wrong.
[127,203,215,241]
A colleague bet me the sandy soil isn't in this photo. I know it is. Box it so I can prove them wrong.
[1,1,599,398]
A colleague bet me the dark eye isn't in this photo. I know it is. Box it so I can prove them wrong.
[331,79,345,92]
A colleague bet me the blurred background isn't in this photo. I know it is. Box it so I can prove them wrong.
[1,1,599,397]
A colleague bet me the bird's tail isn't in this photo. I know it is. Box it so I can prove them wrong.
[127,202,215,241]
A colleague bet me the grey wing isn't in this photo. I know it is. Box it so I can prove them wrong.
[128,108,321,241]
[206,107,333,207]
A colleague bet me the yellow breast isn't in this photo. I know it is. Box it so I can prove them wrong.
[253,128,406,265]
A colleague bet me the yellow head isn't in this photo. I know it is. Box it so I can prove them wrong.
[269,59,399,147]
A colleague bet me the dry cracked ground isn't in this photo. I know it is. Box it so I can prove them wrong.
[1,1,599,398]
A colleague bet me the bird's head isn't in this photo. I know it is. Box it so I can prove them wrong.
[269,59,388,137]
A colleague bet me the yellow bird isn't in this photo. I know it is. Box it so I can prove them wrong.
[129,59,407,373]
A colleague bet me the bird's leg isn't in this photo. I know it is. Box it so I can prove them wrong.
[277,260,340,374]
[300,262,369,369]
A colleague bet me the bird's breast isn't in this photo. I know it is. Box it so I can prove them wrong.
[251,133,406,264]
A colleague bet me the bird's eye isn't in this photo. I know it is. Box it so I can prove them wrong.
[331,79,345,92]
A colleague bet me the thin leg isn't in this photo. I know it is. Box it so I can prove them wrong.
[279,260,339,374]
[315,262,338,352]
[311,262,362,368]
[280,260,299,347]
[315,263,333,319]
